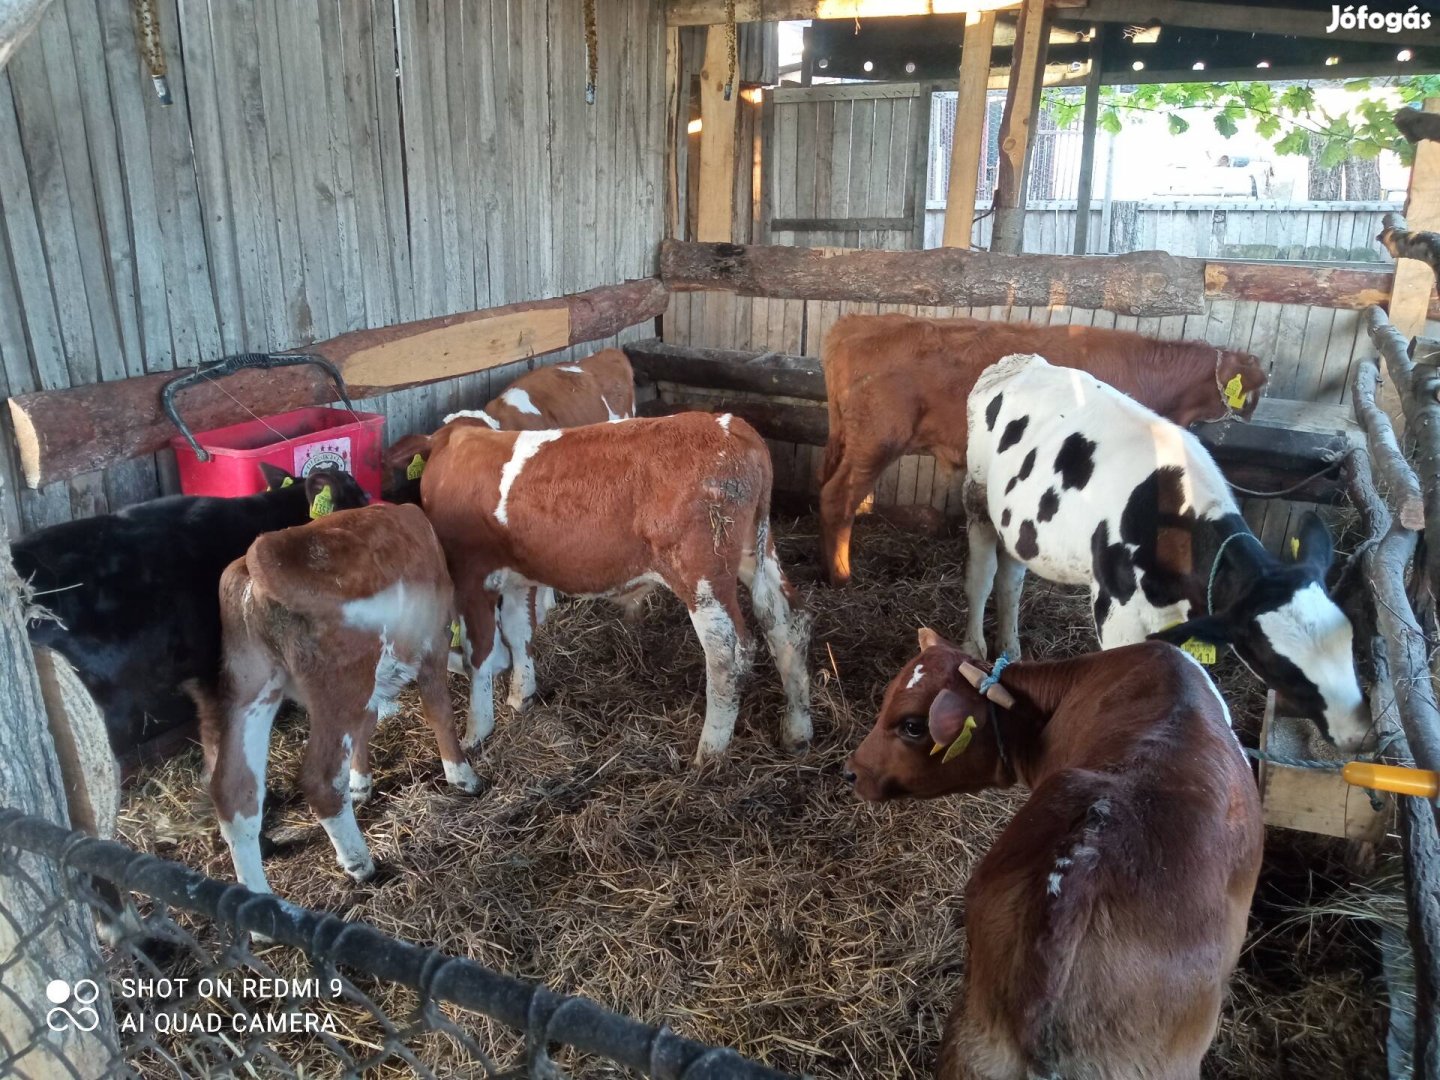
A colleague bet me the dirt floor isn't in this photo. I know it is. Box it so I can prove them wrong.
[116,514,1395,1078]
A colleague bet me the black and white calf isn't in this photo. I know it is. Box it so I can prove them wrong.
[962,352,1368,752]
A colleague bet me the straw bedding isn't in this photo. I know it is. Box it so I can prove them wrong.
[117,514,1392,1078]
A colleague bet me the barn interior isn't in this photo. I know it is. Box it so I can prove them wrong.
[1,0,1439,1078]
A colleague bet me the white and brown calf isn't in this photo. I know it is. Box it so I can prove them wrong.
[962,352,1367,752]
[417,411,812,764]
[389,348,638,706]
[203,503,480,893]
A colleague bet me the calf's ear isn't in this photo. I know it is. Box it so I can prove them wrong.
[917,626,947,651]
[258,462,295,491]
[1294,512,1335,576]
[928,688,974,748]
[1149,614,1231,648]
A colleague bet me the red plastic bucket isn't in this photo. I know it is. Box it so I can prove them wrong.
[169,406,386,500]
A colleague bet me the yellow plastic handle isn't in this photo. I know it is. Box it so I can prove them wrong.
[1342,762,1440,799]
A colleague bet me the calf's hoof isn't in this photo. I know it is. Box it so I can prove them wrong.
[783,736,812,757]
[505,691,535,714]
[692,745,730,768]
[339,855,377,884]
[444,759,487,796]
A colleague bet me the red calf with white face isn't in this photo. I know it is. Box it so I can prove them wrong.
[846,629,1263,1080]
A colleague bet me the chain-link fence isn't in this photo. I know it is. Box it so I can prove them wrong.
[0,808,797,1079]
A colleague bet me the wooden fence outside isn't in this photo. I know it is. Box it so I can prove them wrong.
[0,0,665,535]
[922,199,1403,260]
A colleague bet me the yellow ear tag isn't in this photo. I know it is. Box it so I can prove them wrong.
[450,620,463,648]
[280,476,295,488]
[1289,536,1300,559]
[940,716,978,764]
[1224,373,1247,410]
[1182,639,1217,665]
[406,453,426,481]
[309,485,334,520]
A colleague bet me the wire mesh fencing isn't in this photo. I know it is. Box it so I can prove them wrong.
[0,808,798,1079]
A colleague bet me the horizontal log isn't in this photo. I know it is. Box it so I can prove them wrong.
[640,394,830,447]
[8,279,669,488]
[661,240,1205,316]
[624,340,825,401]
[1205,261,1440,319]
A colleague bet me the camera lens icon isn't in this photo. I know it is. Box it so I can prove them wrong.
[45,979,101,1032]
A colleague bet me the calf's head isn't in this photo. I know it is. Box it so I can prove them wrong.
[258,463,369,514]
[1217,349,1268,422]
[845,628,1015,802]
[1151,513,1367,753]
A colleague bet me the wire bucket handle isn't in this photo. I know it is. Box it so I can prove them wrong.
[162,353,357,463]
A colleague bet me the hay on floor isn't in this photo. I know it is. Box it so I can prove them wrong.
[116,514,1392,1078]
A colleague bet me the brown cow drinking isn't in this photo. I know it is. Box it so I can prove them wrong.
[203,502,480,894]
[415,410,812,764]
[818,314,1268,586]
[845,629,1263,1079]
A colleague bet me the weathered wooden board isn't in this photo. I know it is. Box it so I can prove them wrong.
[10,279,668,488]
[666,0,1081,24]
[662,240,1205,315]
[1206,261,1440,317]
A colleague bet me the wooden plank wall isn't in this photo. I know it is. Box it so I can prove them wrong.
[922,199,1400,261]
[0,0,665,535]
[661,289,1428,548]
[765,83,929,251]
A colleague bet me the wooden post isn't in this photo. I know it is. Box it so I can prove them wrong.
[1072,27,1105,255]
[697,25,740,243]
[990,0,1046,254]
[665,28,683,239]
[941,11,996,249]
[0,500,115,1073]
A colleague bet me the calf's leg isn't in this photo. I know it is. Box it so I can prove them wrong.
[209,654,285,894]
[499,587,537,712]
[416,647,483,794]
[961,494,1000,659]
[458,584,508,750]
[298,698,376,884]
[819,441,894,588]
[992,552,1026,661]
[740,520,813,753]
[685,577,754,764]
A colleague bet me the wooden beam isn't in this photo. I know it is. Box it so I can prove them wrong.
[662,240,1204,313]
[640,393,830,446]
[8,278,669,489]
[1072,0,1418,44]
[1390,99,1440,341]
[0,0,57,69]
[989,0,1045,254]
[697,26,739,243]
[942,10,996,249]
[1072,28,1104,255]
[667,1,1092,26]
[1205,261,1440,318]
[625,339,825,401]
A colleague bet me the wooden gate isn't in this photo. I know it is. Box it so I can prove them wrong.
[764,83,930,251]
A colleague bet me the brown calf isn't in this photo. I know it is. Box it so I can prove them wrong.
[416,411,812,764]
[446,347,635,430]
[845,631,1262,1079]
[204,503,479,894]
[819,314,1268,585]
